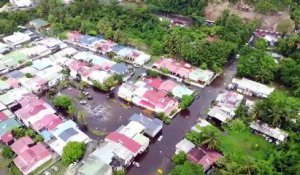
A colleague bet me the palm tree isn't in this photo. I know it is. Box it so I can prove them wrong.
[201,126,220,150]
[77,111,88,125]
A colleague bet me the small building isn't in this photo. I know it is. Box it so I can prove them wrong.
[250,120,288,143]
[77,155,112,175]
[207,106,232,123]
[126,50,151,65]
[0,42,11,54]
[232,78,274,98]
[187,147,223,172]
[0,131,14,145]
[29,19,49,31]
[10,0,33,8]
[190,119,211,133]
[175,138,195,154]
[171,85,194,98]
[12,137,52,175]
[3,32,31,46]
[189,68,214,85]
[129,113,163,138]
[67,31,82,42]
[110,63,128,75]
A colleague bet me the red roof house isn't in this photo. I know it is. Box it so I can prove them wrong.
[32,114,63,131]
[13,142,52,175]
[105,132,142,154]
[142,90,175,111]
[159,80,177,92]
[11,136,34,155]
[1,131,14,145]
[0,111,9,122]
[187,147,223,171]
[153,58,192,78]
[68,31,82,42]
[143,78,163,89]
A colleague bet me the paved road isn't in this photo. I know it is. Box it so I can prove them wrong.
[127,60,237,175]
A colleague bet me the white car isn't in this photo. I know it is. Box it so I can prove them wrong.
[43,171,51,175]
[157,135,163,141]
[132,161,140,168]
[68,162,78,169]
[79,100,87,105]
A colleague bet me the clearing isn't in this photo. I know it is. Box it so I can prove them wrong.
[205,0,293,31]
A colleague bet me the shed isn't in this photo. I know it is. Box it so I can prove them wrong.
[29,19,49,29]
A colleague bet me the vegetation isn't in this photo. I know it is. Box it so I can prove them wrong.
[62,141,86,165]
[2,146,15,159]
[237,48,278,83]
[24,73,33,78]
[170,161,204,175]
[53,95,72,110]
[93,75,121,91]
[146,69,159,78]
[172,151,187,165]
[253,92,300,129]
[227,119,247,133]
[113,170,126,175]
[11,127,43,143]
[180,95,194,110]
[156,112,171,124]
[77,111,88,125]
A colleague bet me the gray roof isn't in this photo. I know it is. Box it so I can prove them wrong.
[5,70,23,79]
[129,113,163,137]
[59,128,78,141]
[111,63,128,74]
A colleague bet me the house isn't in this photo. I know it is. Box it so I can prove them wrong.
[143,77,164,90]
[129,113,163,138]
[158,80,177,92]
[3,32,31,46]
[191,119,211,133]
[187,147,223,172]
[0,42,11,54]
[105,132,142,156]
[29,19,49,31]
[36,65,64,87]
[37,38,67,52]
[232,78,274,98]
[250,120,288,143]
[26,45,51,58]
[19,66,38,76]
[175,138,195,154]
[55,47,78,58]
[215,91,243,115]
[19,76,48,94]
[113,46,134,58]
[14,99,56,127]
[12,137,52,175]
[110,63,128,75]
[10,0,33,8]
[126,50,151,65]
[90,141,134,167]
[94,40,116,54]
[141,90,178,115]
[153,58,192,78]
[77,155,113,175]
[0,88,29,110]
[0,118,21,139]
[67,31,82,42]
[66,60,88,78]
[171,85,194,98]
[32,59,53,71]
[189,68,214,85]
[0,80,11,94]
[207,106,232,123]
[32,114,63,133]
[79,35,104,47]
[87,70,111,85]
[49,120,90,155]
[1,132,14,145]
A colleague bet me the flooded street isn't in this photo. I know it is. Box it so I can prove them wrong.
[127,60,237,175]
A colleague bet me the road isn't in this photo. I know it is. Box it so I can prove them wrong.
[127,60,237,175]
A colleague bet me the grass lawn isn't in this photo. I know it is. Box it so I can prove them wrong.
[219,130,274,160]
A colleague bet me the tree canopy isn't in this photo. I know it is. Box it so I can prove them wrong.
[62,141,86,165]
[170,161,204,175]
[53,95,72,110]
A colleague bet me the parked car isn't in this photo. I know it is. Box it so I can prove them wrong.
[80,100,87,105]
[52,166,59,172]
[158,135,163,141]
[132,161,140,168]
[43,171,51,175]
[68,161,78,169]
[227,83,237,90]
[87,95,93,100]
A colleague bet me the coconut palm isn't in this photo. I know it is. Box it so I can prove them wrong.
[77,111,88,125]
[201,126,220,150]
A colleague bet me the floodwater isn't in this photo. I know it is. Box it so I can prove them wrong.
[39,59,236,175]
[127,60,237,175]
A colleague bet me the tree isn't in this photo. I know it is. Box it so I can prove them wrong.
[77,111,88,125]
[146,69,159,78]
[201,126,220,150]
[185,131,202,146]
[53,95,72,110]
[62,141,86,165]
[67,105,76,117]
[180,95,194,110]
[254,38,267,50]
[113,170,126,175]
[277,19,295,34]
[24,73,33,78]
[227,119,247,133]
[170,161,204,175]
[237,49,278,83]
[172,151,187,165]
[2,146,14,158]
